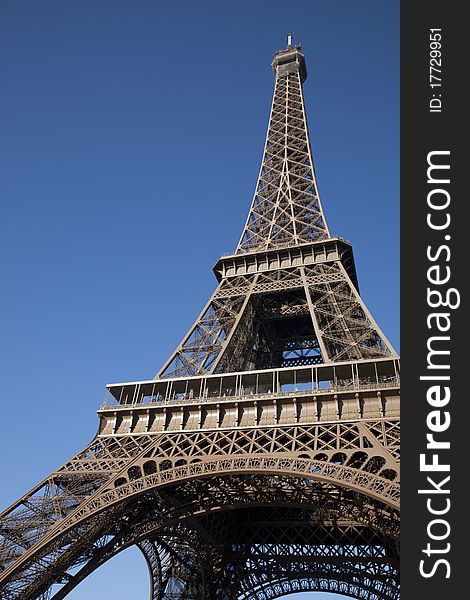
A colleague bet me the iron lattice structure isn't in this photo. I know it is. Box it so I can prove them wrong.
[0,40,400,600]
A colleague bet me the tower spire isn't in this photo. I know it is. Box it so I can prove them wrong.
[156,42,396,380]
[236,40,329,253]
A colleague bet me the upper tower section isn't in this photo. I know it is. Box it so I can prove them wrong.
[236,36,330,255]
[271,35,307,82]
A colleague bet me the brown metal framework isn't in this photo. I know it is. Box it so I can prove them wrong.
[0,39,399,599]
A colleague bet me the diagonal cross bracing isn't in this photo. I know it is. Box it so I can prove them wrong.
[237,57,329,253]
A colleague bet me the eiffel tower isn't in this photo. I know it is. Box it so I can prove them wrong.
[0,37,400,600]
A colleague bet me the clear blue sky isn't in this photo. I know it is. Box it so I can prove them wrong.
[0,1,399,597]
